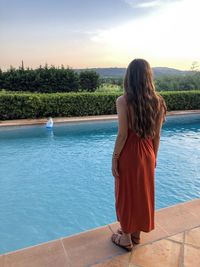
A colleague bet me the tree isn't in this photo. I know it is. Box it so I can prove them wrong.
[0,65,80,93]
[79,70,100,92]
[190,61,199,72]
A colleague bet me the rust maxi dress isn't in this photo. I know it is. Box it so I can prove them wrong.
[115,99,156,234]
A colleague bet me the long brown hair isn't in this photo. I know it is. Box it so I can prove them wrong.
[124,58,167,139]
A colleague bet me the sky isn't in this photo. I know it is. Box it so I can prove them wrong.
[0,0,200,70]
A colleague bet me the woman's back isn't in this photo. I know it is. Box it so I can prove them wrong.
[124,93,166,138]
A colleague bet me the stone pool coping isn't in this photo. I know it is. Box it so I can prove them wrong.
[0,109,200,127]
[0,198,200,266]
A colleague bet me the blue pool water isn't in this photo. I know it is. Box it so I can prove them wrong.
[0,114,200,254]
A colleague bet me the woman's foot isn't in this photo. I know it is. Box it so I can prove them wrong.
[116,228,141,244]
[111,232,133,251]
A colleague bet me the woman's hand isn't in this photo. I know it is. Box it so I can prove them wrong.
[112,157,119,178]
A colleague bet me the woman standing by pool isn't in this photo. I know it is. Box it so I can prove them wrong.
[111,58,167,251]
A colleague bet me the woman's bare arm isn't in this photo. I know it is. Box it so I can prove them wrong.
[152,106,165,160]
[112,96,128,160]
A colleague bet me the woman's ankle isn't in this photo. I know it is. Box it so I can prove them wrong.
[122,232,131,239]
[131,231,140,238]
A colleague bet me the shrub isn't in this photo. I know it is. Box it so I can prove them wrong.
[0,90,199,120]
[160,90,200,110]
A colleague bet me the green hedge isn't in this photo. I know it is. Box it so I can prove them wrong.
[0,90,199,120]
[160,90,200,111]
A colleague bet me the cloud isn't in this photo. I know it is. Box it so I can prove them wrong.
[124,0,181,9]
[91,0,200,65]
[136,1,161,8]
[125,0,161,8]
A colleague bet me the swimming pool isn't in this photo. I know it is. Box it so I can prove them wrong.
[0,114,200,254]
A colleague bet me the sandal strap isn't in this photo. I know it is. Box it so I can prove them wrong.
[113,233,133,247]
[117,228,140,240]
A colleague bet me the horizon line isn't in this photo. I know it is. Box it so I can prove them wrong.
[0,64,192,72]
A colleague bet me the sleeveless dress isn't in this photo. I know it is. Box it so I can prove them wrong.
[114,98,156,233]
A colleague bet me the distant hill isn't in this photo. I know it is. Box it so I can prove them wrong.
[76,67,192,78]
[152,67,192,77]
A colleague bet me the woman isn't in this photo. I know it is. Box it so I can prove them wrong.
[111,58,167,251]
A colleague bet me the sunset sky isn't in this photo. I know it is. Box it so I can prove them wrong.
[1,0,200,70]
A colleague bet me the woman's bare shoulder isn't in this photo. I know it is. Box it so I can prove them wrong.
[116,95,127,106]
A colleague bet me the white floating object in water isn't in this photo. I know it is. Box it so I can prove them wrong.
[46,117,54,128]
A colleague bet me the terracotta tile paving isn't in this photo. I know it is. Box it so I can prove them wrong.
[185,227,200,248]
[130,238,182,267]
[155,203,199,236]
[2,240,71,267]
[1,198,200,267]
[0,255,5,267]
[92,254,132,267]
[167,233,184,243]
[184,244,200,267]
[61,225,123,267]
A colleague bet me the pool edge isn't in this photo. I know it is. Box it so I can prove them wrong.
[0,109,200,128]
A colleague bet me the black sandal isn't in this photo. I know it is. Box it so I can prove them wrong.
[117,228,141,244]
[111,232,133,252]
